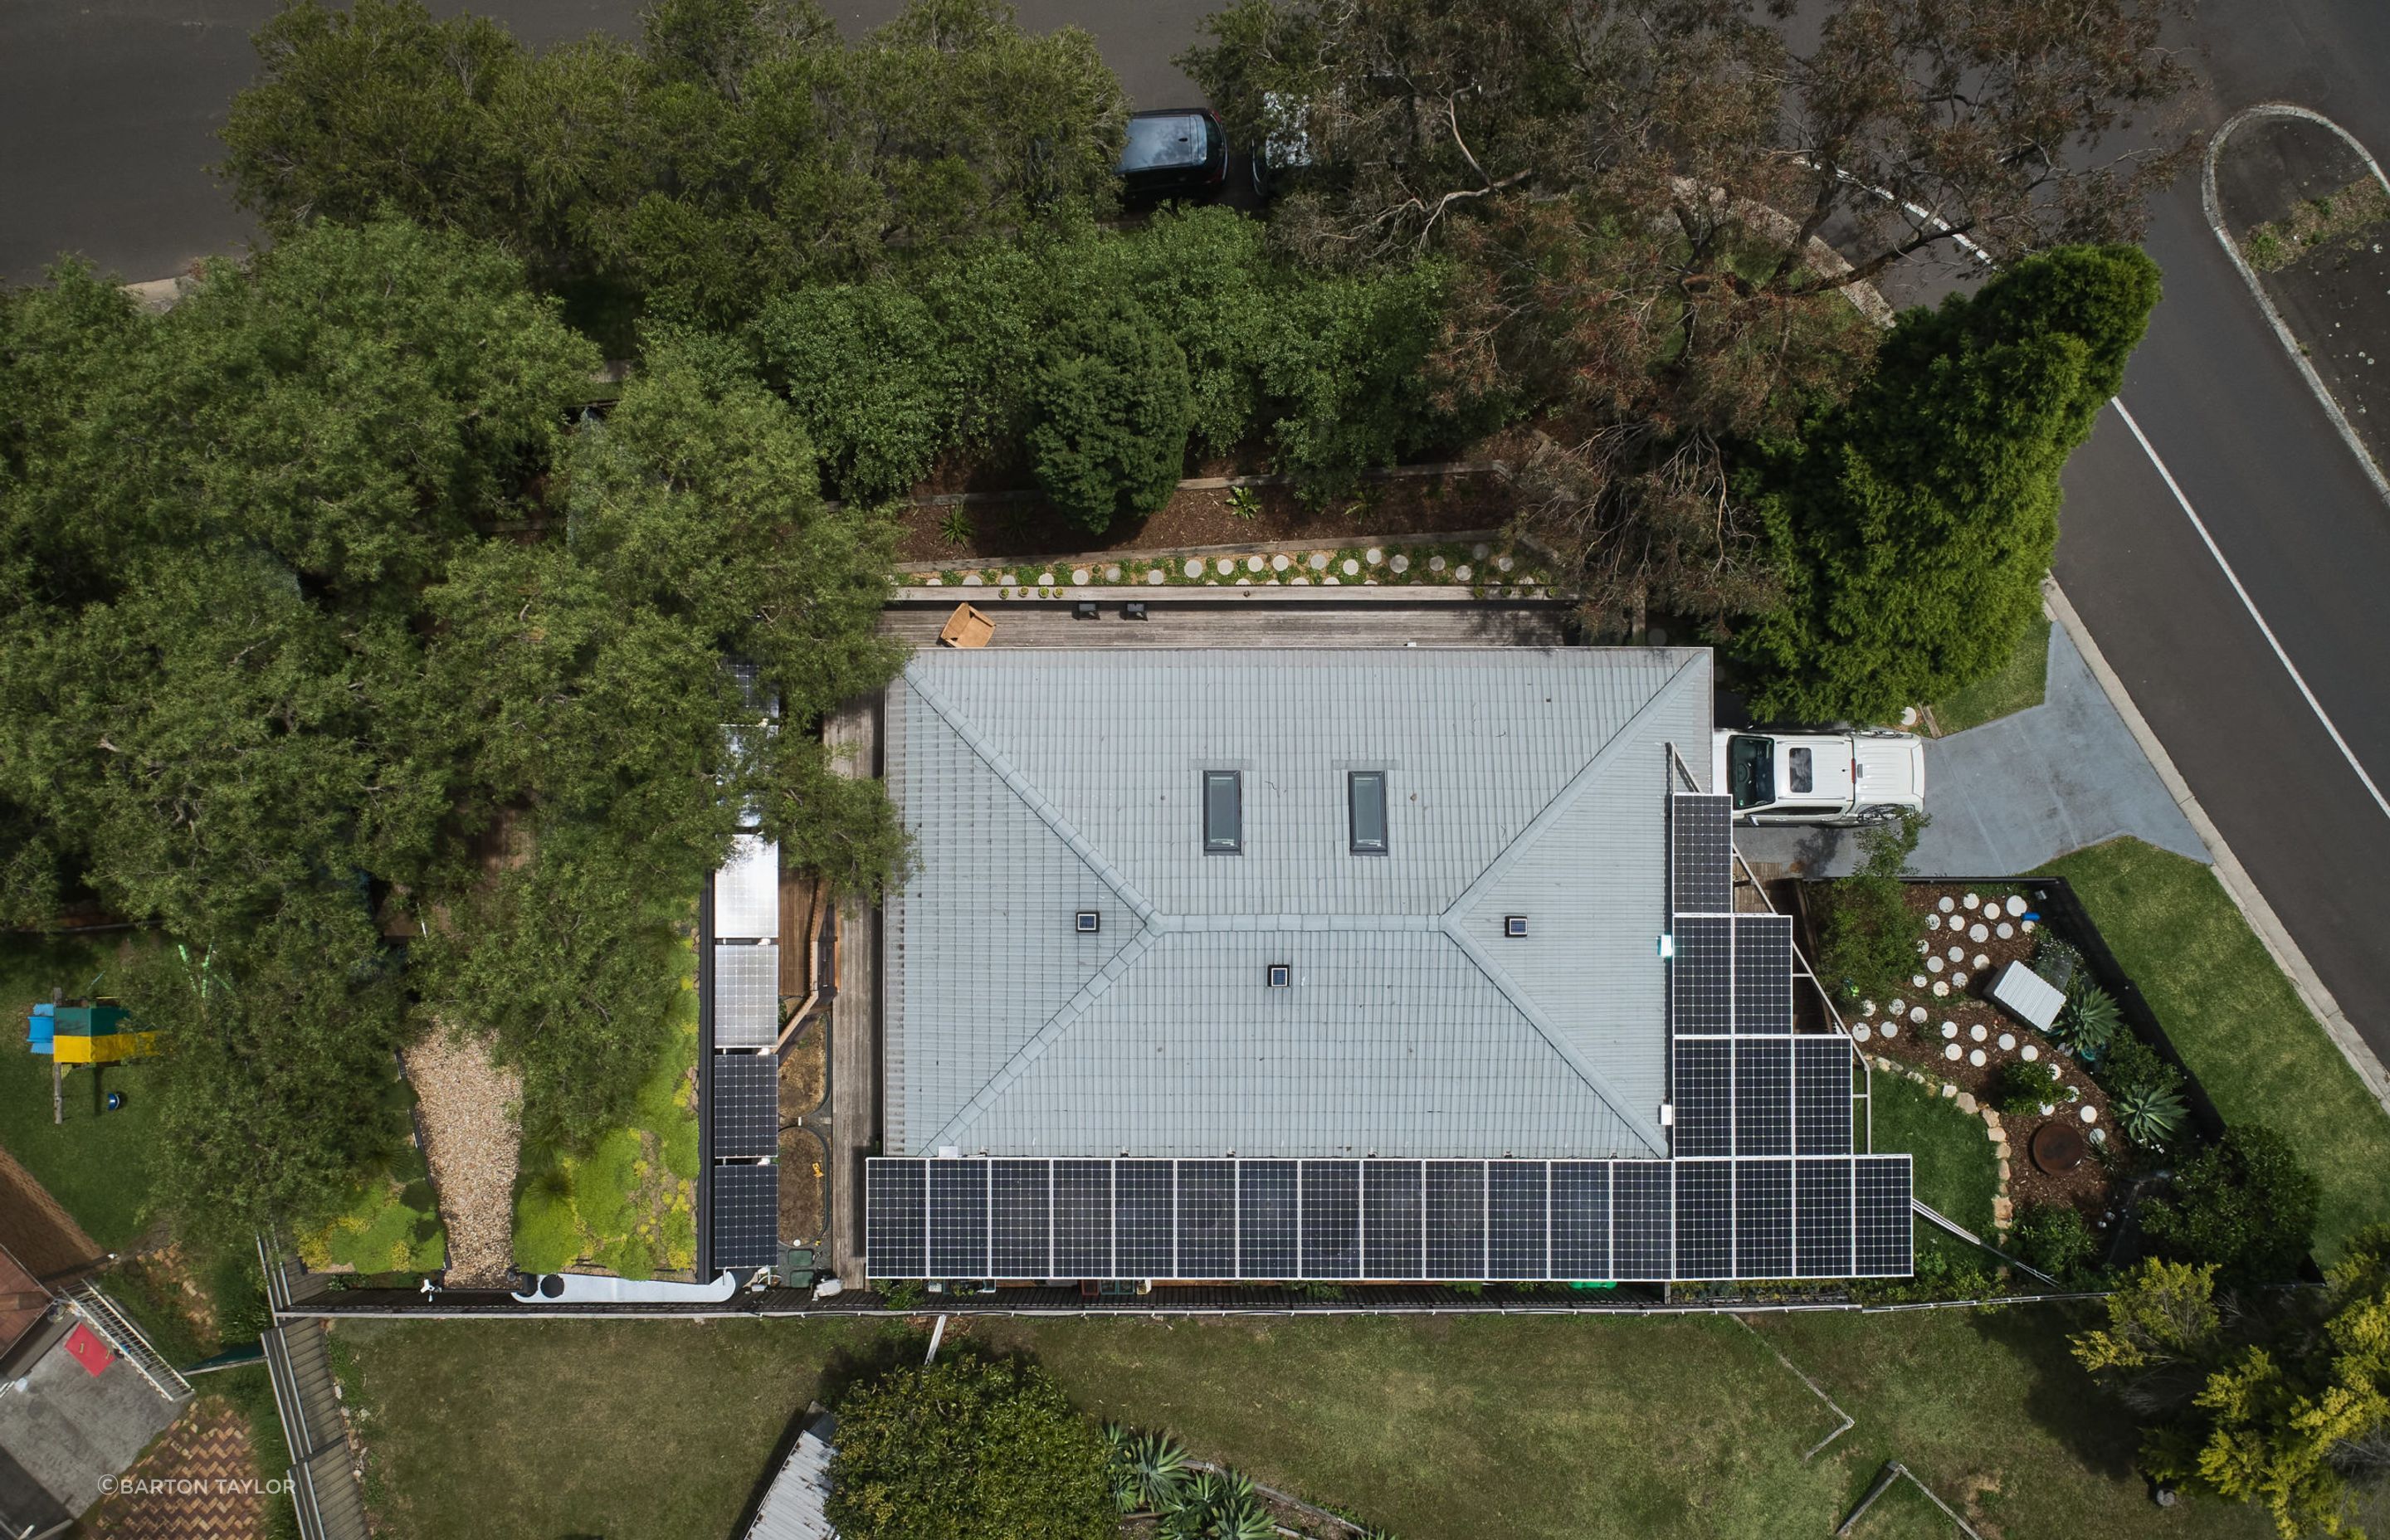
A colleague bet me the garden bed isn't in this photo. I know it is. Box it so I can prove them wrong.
[778,1017,827,1249]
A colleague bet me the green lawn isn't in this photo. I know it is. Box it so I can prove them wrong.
[1866,1071,1998,1235]
[2037,837,2390,1261]
[0,933,163,1247]
[1931,617,2051,734]
[336,1309,2275,1540]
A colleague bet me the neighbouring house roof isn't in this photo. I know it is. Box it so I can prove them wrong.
[882,647,1714,1160]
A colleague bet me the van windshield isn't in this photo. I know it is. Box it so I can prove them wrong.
[1726,735,1774,810]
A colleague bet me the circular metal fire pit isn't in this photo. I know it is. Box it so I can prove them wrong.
[2031,1121,2090,1175]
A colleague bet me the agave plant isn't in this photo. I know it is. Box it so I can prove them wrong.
[1104,1425,1190,1515]
[1160,1469,1272,1540]
[2112,1081,2188,1147]
[939,507,973,546]
[1226,485,1263,520]
[2055,985,2121,1056]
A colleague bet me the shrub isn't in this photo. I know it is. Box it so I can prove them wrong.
[828,1354,1114,1540]
[2142,1124,2320,1281]
[1995,1060,2056,1115]
[1027,300,1193,532]
[1814,811,1926,999]
[2011,1202,2101,1284]
[2091,1031,2181,1104]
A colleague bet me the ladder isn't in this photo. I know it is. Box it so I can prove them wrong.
[72,1284,194,1403]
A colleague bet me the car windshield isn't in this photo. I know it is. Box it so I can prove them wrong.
[1727,735,1774,810]
[1120,115,1209,171]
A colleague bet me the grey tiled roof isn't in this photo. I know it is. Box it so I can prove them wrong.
[884,647,1713,1159]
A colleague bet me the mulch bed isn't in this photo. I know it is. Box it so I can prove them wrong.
[777,1021,828,1247]
[890,465,1516,564]
[402,1028,522,1289]
[1849,882,2118,1225]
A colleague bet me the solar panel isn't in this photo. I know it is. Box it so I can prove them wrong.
[1854,1157,1914,1277]
[1116,1161,1176,1278]
[1612,1162,1674,1279]
[927,1159,989,1277]
[712,943,780,1048]
[1177,1161,1237,1279]
[1734,1038,1794,1157]
[1549,1162,1611,1279]
[1053,1159,1112,1277]
[1673,1161,1734,1280]
[1300,1161,1360,1279]
[1795,1158,1854,1278]
[710,1164,779,1269]
[1362,1161,1423,1280]
[1238,1161,1299,1279]
[1487,1162,1549,1280]
[1671,916,1733,1036]
[1424,1161,1486,1279]
[1671,794,1734,913]
[1732,916,1792,1032]
[864,1158,926,1278]
[714,835,779,939]
[1735,1159,1794,1279]
[1674,1038,1732,1157]
[991,1159,1051,1278]
[1795,1038,1856,1155]
[710,1053,780,1159]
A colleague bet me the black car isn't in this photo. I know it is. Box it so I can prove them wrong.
[1116,108,1227,199]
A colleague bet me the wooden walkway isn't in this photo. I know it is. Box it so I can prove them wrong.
[879,595,1569,651]
[822,697,880,1289]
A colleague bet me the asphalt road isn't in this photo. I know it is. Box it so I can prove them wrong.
[7,0,2388,1068]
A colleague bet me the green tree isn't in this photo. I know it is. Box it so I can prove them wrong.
[828,1353,1115,1540]
[1812,809,1925,1001]
[2143,1125,2322,1284]
[1734,246,2161,719]
[1027,300,1193,532]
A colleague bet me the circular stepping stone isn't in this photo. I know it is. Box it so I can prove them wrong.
[1364,547,1383,565]
[1963,892,1980,909]
[1881,1020,1900,1039]
[1105,564,1123,581]
[1324,575,1341,585]
[1938,896,1956,913]
[924,575,943,586]
[1852,1022,1872,1041]
[1911,973,1929,988]
[1038,572,1056,586]
[1947,944,1964,962]
[1390,554,1410,573]
[1456,564,1473,581]
[1271,553,1290,572]
[1290,575,1310,585]
[962,573,984,586]
[1932,982,1949,997]
[1473,543,1490,559]
[1950,972,1968,988]
[1184,558,1206,578]
[2021,919,2037,933]
[1429,555,1446,572]
[1969,923,1989,943]
[1969,1049,1988,1067]
[1889,997,1906,1015]
[2006,895,2028,918]
[1859,1000,1877,1016]
[1148,569,1167,585]
[1496,554,1514,572]
[1944,1044,1963,1061]
[1996,922,2015,939]
[998,573,1017,586]
[1310,552,1330,569]
[1909,1006,1928,1024]
[1900,706,1919,726]
[1926,956,1944,974]
[1071,568,1090,585]
[1969,1023,1988,1042]
[1973,953,1989,970]
[1342,558,1360,575]
[2080,1104,2099,1124]
[1246,555,1266,573]
[1217,558,1237,575]
[1926,914,1942,930]
[1997,1032,2017,1050]
[1236,577,1251,586]
[1940,1021,1959,1040]
[2020,1043,2040,1062]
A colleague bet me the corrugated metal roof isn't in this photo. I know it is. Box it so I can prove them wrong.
[746,1422,836,1540]
[886,648,1711,1159]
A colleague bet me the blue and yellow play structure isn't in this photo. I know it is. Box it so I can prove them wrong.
[27,1001,159,1066]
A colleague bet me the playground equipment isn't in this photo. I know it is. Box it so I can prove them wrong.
[27,995,161,1124]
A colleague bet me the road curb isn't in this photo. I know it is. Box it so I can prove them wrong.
[2199,102,2390,509]
[2042,575,2390,1114]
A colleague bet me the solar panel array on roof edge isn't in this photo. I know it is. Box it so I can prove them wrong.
[991,1159,1051,1278]
[1671,794,1734,913]
[1671,916,1734,1036]
[710,1054,780,1159]
[1424,1161,1486,1280]
[1674,1038,1732,1158]
[710,1165,780,1269]
[1731,916,1793,1031]
[1794,1038,1856,1156]
[1673,1161,1734,1280]
[928,1159,989,1278]
[1363,1161,1423,1280]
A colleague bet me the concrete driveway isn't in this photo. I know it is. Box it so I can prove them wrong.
[1735,622,2209,878]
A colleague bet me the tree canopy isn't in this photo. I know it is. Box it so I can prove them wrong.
[220,0,1129,327]
[1734,244,2160,720]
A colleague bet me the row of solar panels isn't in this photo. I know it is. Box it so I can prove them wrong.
[710,836,782,1271]
[865,1155,1912,1283]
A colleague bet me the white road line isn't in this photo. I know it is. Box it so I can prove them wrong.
[2110,396,2390,821]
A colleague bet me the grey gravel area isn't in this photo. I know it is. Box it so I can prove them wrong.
[403,1028,522,1289]
[1738,624,2209,878]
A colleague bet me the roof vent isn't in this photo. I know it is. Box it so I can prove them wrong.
[1266,963,1291,989]
[1504,915,1529,938]
[1076,909,1100,934]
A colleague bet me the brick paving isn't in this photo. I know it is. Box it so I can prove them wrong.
[80,1398,266,1540]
